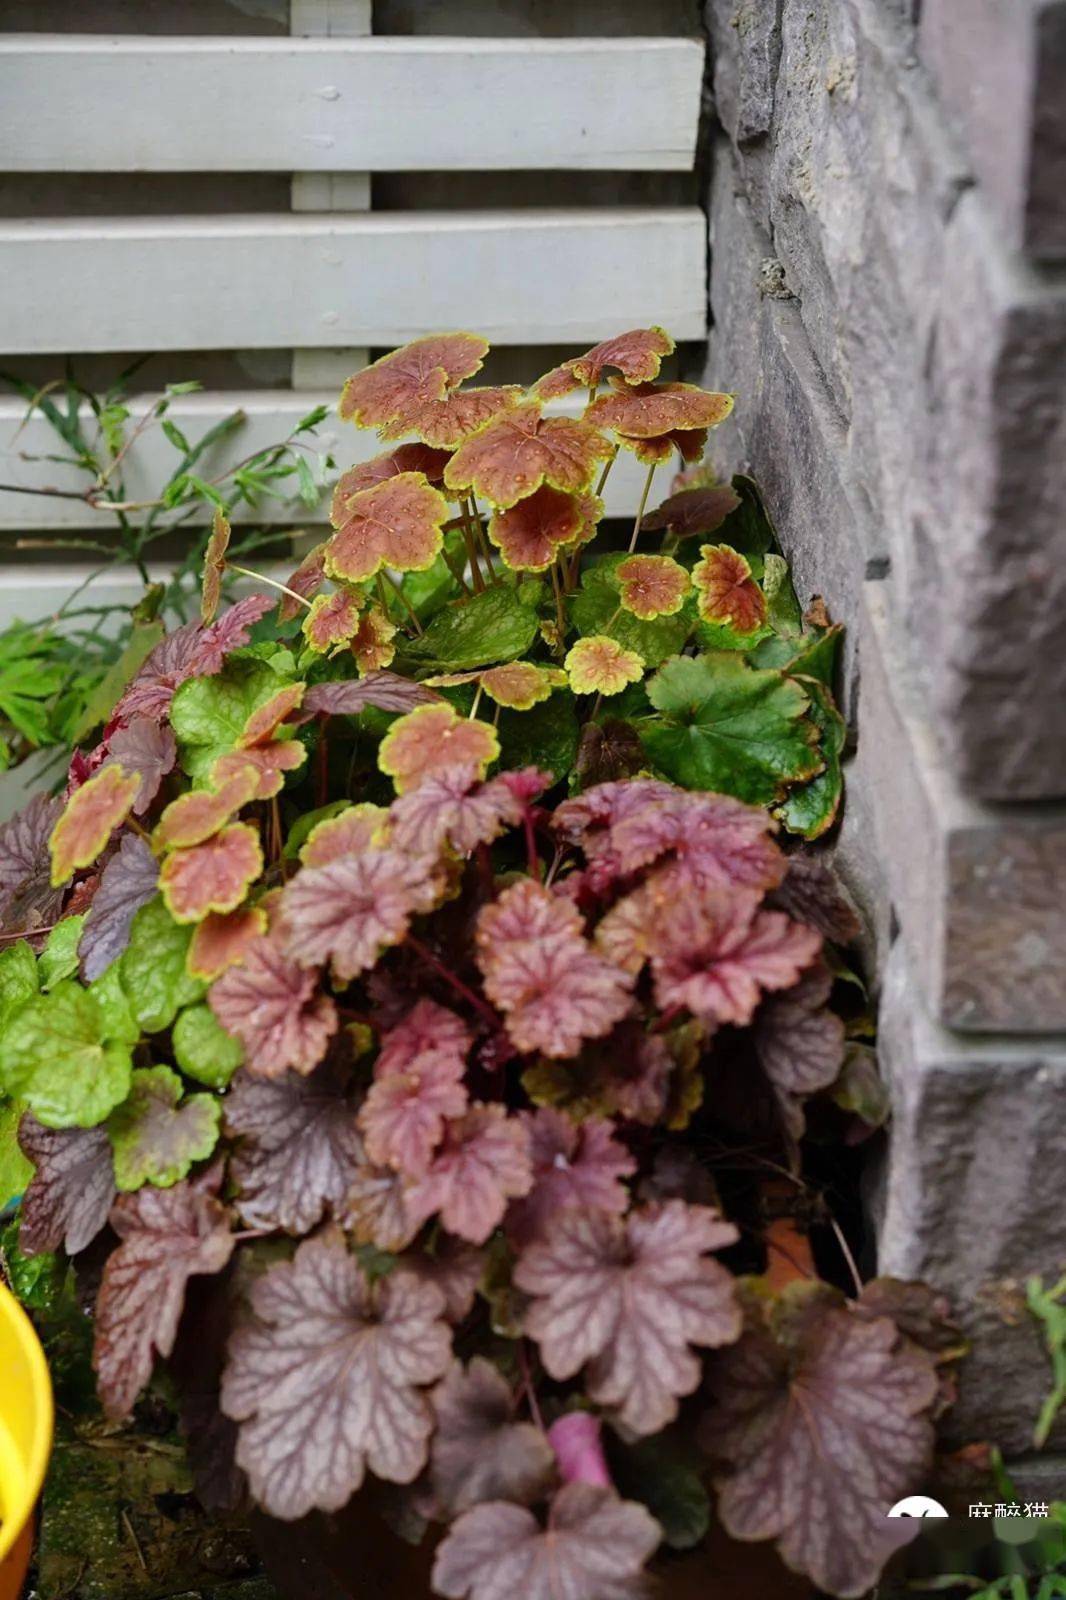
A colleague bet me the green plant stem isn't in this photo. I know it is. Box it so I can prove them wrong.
[469,684,484,721]
[463,525,486,593]
[440,544,472,596]
[224,562,311,611]
[380,569,424,635]
[627,462,657,553]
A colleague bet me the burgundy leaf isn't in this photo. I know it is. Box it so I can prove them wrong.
[430,1357,555,1516]
[281,849,444,982]
[0,792,63,932]
[432,1484,660,1600]
[388,765,529,858]
[77,832,159,982]
[277,541,327,623]
[209,935,339,1077]
[17,1114,116,1256]
[93,1170,235,1420]
[476,880,633,1060]
[104,717,177,814]
[640,481,742,537]
[754,961,846,1142]
[342,1159,419,1252]
[191,594,275,675]
[515,1201,740,1436]
[220,1231,452,1519]
[302,672,441,719]
[359,1000,471,1178]
[700,1282,937,1597]
[112,597,273,725]
[406,1104,533,1246]
[505,1109,635,1248]
[766,851,862,945]
[223,1060,363,1234]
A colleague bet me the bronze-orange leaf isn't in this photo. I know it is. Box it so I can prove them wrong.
[49,765,141,887]
[339,334,489,431]
[692,544,767,635]
[488,485,600,572]
[326,472,449,583]
[159,822,264,924]
[302,590,365,653]
[187,904,269,981]
[379,386,522,450]
[444,403,613,509]
[153,767,260,852]
[586,381,733,440]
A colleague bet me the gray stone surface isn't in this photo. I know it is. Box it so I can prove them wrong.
[920,0,1066,259]
[877,940,1066,1456]
[704,0,1066,799]
[845,583,1066,1032]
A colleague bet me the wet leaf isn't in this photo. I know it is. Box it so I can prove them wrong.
[389,765,530,857]
[332,443,452,509]
[564,636,644,696]
[350,604,398,673]
[38,914,86,989]
[278,540,327,622]
[692,544,767,635]
[94,1170,235,1419]
[339,333,489,430]
[615,554,690,620]
[111,595,274,725]
[586,380,733,439]
[535,327,674,397]
[516,1201,740,1435]
[754,962,846,1141]
[220,1231,452,1517]
[411,581,542,670]
[570,559,693,667]
[487,485,600,572]
[641,481,742,539]
[326,471,450,583]
[107,1064,221,1190]
[643,652,822,806]
[381,385,522,449]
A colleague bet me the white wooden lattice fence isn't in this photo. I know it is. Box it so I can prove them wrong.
[0,2,707,619]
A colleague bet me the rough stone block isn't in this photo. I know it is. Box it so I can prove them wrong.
[705,0,781,226]
[844,584,1066,1032]
[920,0,1066,260]
[876,940,1066,1456]
[918,190,1066,800]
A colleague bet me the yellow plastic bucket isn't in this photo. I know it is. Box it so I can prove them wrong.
[0,1279,52,1598]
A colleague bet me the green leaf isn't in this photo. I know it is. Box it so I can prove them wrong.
[776,677,845,839]
[39,915,86,990]
[643,652,822,806]
[90,960,141,1047]
[748,624,843,686]
[401,531,465,623]
[611,1435,711,1551]
[0,980,133,1128]
[296,455,319,508]
[119,896,205,1034]
[0,1217,67,1313]
[0,938,39,1032]
[107,1064,221,1191]
[0,1095,33,1205]
[571,557,693,667]
[408,582,543,670]
[714,475,777,557]
[496,691,578,784]
[170,657,289,780]
[762,553,803,638]
[172,1003,243,1089]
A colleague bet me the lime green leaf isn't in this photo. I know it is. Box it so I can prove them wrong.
[496,692,579,784]
[169,658,291,780]
[776,677,846,839]
[749,624,843,686]
[571,558,693,667]
[119,897,205,1034]
[89,961,141,1047]
[0,938,39,1032]
[643,653,822,805]
[172,1003,244,1089]
[39,915,86,990]
[762,554,803,638]
[0,981,133,1128]
[408,581,543,670]
[0,1095,33,1205]
[107,1064,221,1191]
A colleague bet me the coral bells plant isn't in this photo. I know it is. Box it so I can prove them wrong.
[0,330,957,1600]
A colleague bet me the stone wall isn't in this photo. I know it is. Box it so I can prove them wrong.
[701,0,1066,1481]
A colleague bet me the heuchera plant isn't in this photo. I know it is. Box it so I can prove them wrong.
[0,330,956,1600]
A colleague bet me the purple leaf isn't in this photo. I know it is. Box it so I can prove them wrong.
[0,792,63,933]
[429,1357,554,1516]
[104,717,177,813]
[17,1114,116,1256]
[302,671,441,719]
[78,833,159,982]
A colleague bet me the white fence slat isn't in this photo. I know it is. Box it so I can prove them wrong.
[0,209,707,354]
[0,36,704,173]
[0,390,653,529]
